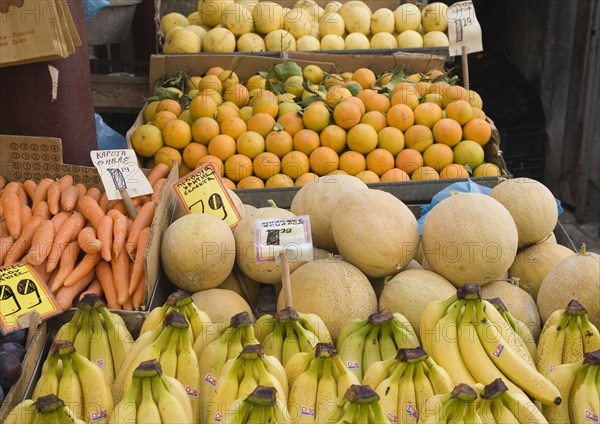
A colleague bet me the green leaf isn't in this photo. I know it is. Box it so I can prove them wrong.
[345,82,362,97]
[180,95,192,109]
[273,123,284,131]
[153,86,181,101]
[258,71,269,78]
[273,61,303,82]
[299,94,322,108]
[383,72,409,91]
[464,163,473,175]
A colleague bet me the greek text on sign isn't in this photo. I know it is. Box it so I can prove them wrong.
[172,162,242,228]
[90,149,153,201]
[447,0,483,56]
[254,216,314,263]
[0,263,60,334]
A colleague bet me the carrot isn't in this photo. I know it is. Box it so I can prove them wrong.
[20,204,32,224]
[32,201,51,220]
[99,192,109,213]
[3,215,44,266]
[47,181,61,215]
[131,275,146,310]
[23,179,37,199]
[125,201,157,258]
[146,163,170,186]
[45,212,85,273]
[112,248,131,305]
[97,215,113,262]
[31,262,53,285]
[73,184,87,212]
[95,261,119,309]
[86,187,102,203]
[31,178,54,204]
[58,175,74,191]
[77,226,101,254]
[122,298,134,311]
[108,210,127,259]
[129,227,150,296]
[50,211,71,233]
[4,182,28,205]
[54,269,95,310]
[61,185,81,212]
[26,219,55,265]
[78,278,103,301]
[2,193,22,239]
[0,221,8,238]
[0,176,5,191]
[63,252,101,287]
[50,241,81,292]
[0,236,14,265]
[112,201,129,216]
[150,178,167,202]
[79,195,105,229]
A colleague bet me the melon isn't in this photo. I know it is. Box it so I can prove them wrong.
[509,242,574,299]
[379,269,456,337]
[422,193,518,286]
[191,288,254,323]
[277,258,377,340]
[331,189,419,277]
[217,265,261,308]
[290,175,367,251]
[489,178,558,248]
[161,213,235,292]
[481,279,542,340]
[537,246,600,327]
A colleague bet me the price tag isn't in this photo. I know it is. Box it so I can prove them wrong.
[0,264,60,334]
[254,216,314,263]
[447,0,483,56]
[172,162,242,228]
[90,149,153,201]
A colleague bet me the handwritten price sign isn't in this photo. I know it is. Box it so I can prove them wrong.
[447,0,483,56]
[254,216,314,263]
[90,149,153,201]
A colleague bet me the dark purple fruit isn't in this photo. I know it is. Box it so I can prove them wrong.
[0,342,26,361]
[0,385,4,406]
[0,329,27,345]
[0,352,22,390]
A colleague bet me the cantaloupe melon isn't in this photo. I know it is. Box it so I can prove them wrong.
[218,265,261,308]
[276,258,377,340]
[290,174,367,251]
[422,193,518,286]
[537,246,600,327]
[161,213,235,292]
[191,288,254,323]
[379,269,456,337]
[369,260,422,298]
[509,242,574,299]
[489,178,558,248]
[331,189,419,277]
[481,279,542,340]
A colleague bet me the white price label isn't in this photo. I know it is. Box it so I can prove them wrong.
[90,149,153,201]
[254,216,314,263]
[447,0,483,56]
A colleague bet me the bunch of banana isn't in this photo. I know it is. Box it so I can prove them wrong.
[286,342,360,423]
[421,284,562,406]
[31,340,114,424]
[420,383,482,423]
[487,297,537,362]
[223,386,291,424]
[139,290,211,343]
[53,293,133,383]
[537,299,600,377]
[254,306,332,366]
[109,359,193,424]
[331,384,391,423]
[336,309,419,381]
[362,347,454,423]
[4,394,85,424]
[206,344,288,424]
[543,349,600,423]
[477,378,549,424]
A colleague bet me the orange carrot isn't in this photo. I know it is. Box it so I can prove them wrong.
[108,210,127,259]
[99,192,109,213]
[150,178,167,202]
[79,195,105,229]
[58,175,74,191]
[54,269,95,310]
[0,236,14,265]
[129,227,150,296]
[50,241,81,292]
[86,187,102,203]
[47,181,61,215]
[122,298,134,311]
[32,201,51,220]
[23,179,37,199]
[60,185,80,212]
[3,215,44,266]
[31,178,54,204]
[95,261,119,309]
[31,261,52,284]
[4,182,28,205]
[63,252,101,287]
[0,221,8,238]
[131,275,146,310]
[112,201,128,216]
[112,248,131,306]
[73,184,87,212]
[97,215,113,262]
[125,201,157,258]
[45,212,85,273]
[146,163,170,186]
[50,211,71,233]
[77,226,101,254]
[20,204,32,224]
[26,219,55,266]
[2,193,22,239]
[0,176,5,191]
[78,278,103,301]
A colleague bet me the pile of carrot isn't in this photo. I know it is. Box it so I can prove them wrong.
[0,163,171,311]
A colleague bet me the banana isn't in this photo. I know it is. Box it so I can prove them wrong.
[338,322,373,381]
[334,384,390,424]
[536,311,569,377]
[238,360,260,401]
[390,313,420,348]
[463,400,484,424]
[262,354,290,399]
[374,360,404,423]
[185,302,212,343]
[569,351,599,424]
[422,357,455,395]
[152,375,192,423]
[89,310,115,384]
[159,328,180,377]
[207,357,244,423]
[32,351,60,400]
[54,308,83,344]
[315,357,340,424]
[262,322,285,360]
[580,314,600,354]
[292,320,320,353]
[139,304,168,336]
[336,318,366,352]
[540,308,566,338]
[491,397,520,424]
[73,309,92,359]
[198,328,236,415]
[335,402,359,423]
[423,385,477,424]
[3,399,36,424]
[563,314,585,364]
[362,356,396,390]
[282,322,302,365]
[501,390,549,424]
[331,350,361,398]
[254,314,276,343]
[56,404,86,424]
[284,352,313,388]
[298,312,332,344]
[254,355,288,402]
[175,325,201,420]
[398,363,419,424]
[224,386,290,424]
[288,357,320,423]
[362,325,382,377]
[420,294,459,355]
[228,328,245,361]
[420,392,453,423]
[488,298,538,363]
[57,356,84,420]
[378,326,398,360]
[98,306,133,376]
[543,360,584,423]
[136,377,162,423]
[108,375,139,424]
[30,395,85,424]
[193,321,229,359]
[161,374,194,421]
[413,362,435,422]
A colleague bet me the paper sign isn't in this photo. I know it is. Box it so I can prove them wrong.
[447,0,483,56]
[0,264,60,334]
[254,216,314,263]
[90,149,153,201]
[172,163,242,228]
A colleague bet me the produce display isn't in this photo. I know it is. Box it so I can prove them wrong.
[0,329,27,407]
[131,62,503,189]
[160,1,451,53]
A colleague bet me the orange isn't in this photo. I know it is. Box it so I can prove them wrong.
[432,118,462,147]
[154,146,183,170]
[354,170,380,184]
[152,110,178,130]
[427,81,450,97]
[143,100,160,122]
[379,72,393,85]
[468,90,484,109]
[293,129,321,156]
[131,124,163,157]
[395,148,423,175]
[463,118,492,146]
[246,75,266,92]
[197,74,223,93]
[224,83,250,108]
[323,74,344,89]
[236,131,265,159]
[404,125,433,152]
[265,130,294,158]
[237,176,265,189]
[414,81,432,97]
[377,127,405,156]
[218,70,239,90]
[191,117,220,145]
[333,101,362,129]
[445,100,473,126]
[239,106,254,123]
[426,69,445,80]
[247,113,276,138]
[380,168,410,182]
[414,102,443,128]
[183,142,208,168]
[281,151,310,180]
[411,166,440,181]
[356,88,378,104]
[325,86,353,108]
[295,172,319,186]
[386,104,415,132]
[392,82,418,95]
[347,123,378,154]
[423,143,454,172]
[205,66,224,76]
[364,93,391,113]
[252,94,279,117]
[473,163,501,177]
[220,116,247,140]
[310,146,339,176]
[198,88,223,106]
[423,93,444,107]
[178,110,194,126]
[360,111,387,133]
[440,163,470,179]
[189,95,218,121]
[343,96,366,115]
[441,85,469,107]
[327,170,348,176]
[179,162,193,178]
[266,174,294,187]
[222,177,237,190]
[162,119,192,149]
[208,134,236,161]
[390,89,420,109]
[453,140,485,169]
[471,107,487,120]
[302,102,331,132]
[225,154,253,182]
[320,125,347,154]
[277,112,304,137]
[339,151,367,176]
[407,73,422,83]
[366,148,395,176]
[156,99,182,117]
[215,104,239,124]
[352,68,377,89]
[253,152,281,180]
[195,154,224,176]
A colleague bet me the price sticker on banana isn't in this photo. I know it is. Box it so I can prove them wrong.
[0,263,60,334]
[90,149,153,200]
[447,0,483,56]
[172,162,242,228]
[254,216,314,263]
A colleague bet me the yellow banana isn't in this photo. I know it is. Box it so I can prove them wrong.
[336,318,367,352]
[418,391,453,423]
[292,320,320,353]
[152,375,192,423]
[262,322,285,362]
[315,358,340,423]
[563,314,585,364]
[413,362,435,422]
[175,325,201,420]
[57,356,84,420]
[536,311,569,377]
[3,399,36,424]
[463,400,483,424]
[185,301,211,343]
[489,298,538,363]
[254,313,276,343]
[238,360,260,401]
[298,312,332,344]
[362,325,382,377]
[262,354,289,399]
[543,360,584,423]
[501,390,549,424]
[54,308,83,344]
[288,356,320,423]
[338,322,373,381]
[31,395,66,424]
[161,374,194,421]
[284,351,313,388]
[254,355,288,402]
[227,328,245,362]
[420,294,459,355]
[89,310,115,384]
[422,357,455,395]
[98,306,133,377]
[207,358,244,424]
[580,314,600,354]
[397,363,419,424]
[282,322,302,366]
[331,354,361,398]
[56,404,85,424]
[362,356,396,389]
[374,360,404,423]
[73,309,92,359]
[136,377,162,423]
[32,351,60,400]
[491,397,520,424]
[139,304,168,336]
[193,321,229,359]
[159,328,180,377]
[390,313,420,348]
[569,356,599,424]
[378,326,398,360]
[108,375,139,424]
[540,308,566,338]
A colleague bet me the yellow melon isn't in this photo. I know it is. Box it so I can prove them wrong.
[217,265,261,309]
[191,288,254,323]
